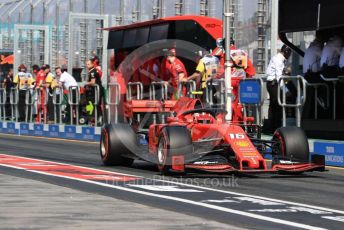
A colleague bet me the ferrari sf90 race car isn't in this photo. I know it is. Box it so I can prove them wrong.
[100,15,324,175]
[100,96,325,175]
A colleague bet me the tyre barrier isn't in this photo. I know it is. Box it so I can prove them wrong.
[0,121,101,142]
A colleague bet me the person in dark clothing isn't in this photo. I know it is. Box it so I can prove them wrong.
[86,59,103,125]
[1,69,14,119]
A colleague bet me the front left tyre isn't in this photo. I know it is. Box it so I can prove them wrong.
[100,123,136,166]
[157,126,192,175]
[272,126,309,162]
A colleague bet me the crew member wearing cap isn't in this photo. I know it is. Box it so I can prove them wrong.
[266,45,292,131]
[13,64,35,121]
[164,48,188,99]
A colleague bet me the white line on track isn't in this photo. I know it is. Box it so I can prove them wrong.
[1,154,344,216]
[3,166,327,230]
[153,178,344,215]
[0,155,339,229]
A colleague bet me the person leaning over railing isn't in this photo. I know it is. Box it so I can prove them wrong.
[86,59,104,125]
[186,51,220,103]
[55,67,78,123]
[13,64,35,122]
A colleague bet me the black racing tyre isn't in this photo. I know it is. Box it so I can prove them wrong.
[272,127,309,162]
[157,126,192,175]
[100,123,136,166]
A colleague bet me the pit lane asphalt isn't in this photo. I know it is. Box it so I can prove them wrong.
[0,133,343,230]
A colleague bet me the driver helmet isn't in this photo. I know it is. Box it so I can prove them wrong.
[230,49,248,69]
[216,38,224,48]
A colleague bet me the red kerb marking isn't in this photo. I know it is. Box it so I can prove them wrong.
[0,154,139,182]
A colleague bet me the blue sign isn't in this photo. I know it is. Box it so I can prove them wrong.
[313,142,344,167]
[20,123,29,135]
[7,122,17,134]
[0,122,100,142]
[239,80,262,105]
[33,124,44,136]
[47,125,59,138]
[82,127,95,141]
[64,125,77,139]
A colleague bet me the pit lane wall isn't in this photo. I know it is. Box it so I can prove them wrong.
[311,141,344,168]
[0,121,101,142]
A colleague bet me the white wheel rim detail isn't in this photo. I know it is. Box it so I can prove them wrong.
[101,135,106,157]
[158,139,165,165]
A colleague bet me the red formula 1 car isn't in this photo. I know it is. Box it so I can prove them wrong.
[100,96,325,175]
[100,15,324,175]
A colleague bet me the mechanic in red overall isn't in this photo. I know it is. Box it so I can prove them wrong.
[32,65,40,79]
[164,48,188,99]
[213,39,256,122]
[35,65,47,123]
[110,66,127,122]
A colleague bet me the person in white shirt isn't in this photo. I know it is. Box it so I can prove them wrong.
[320,35,343,69]
[55,67,78,90]
[266,46,291,83]
[303,39,323,74]
[266,45,292,131]
[55,67,78,123]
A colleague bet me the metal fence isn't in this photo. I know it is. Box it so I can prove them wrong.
[0,85,102,127]
[277,76,307,127]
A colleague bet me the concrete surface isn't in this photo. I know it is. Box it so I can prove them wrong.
[0,174,245,230]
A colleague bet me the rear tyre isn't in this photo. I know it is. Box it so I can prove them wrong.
[157,126,192,175]
[272,126,309,162]
[100,123,136,166]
